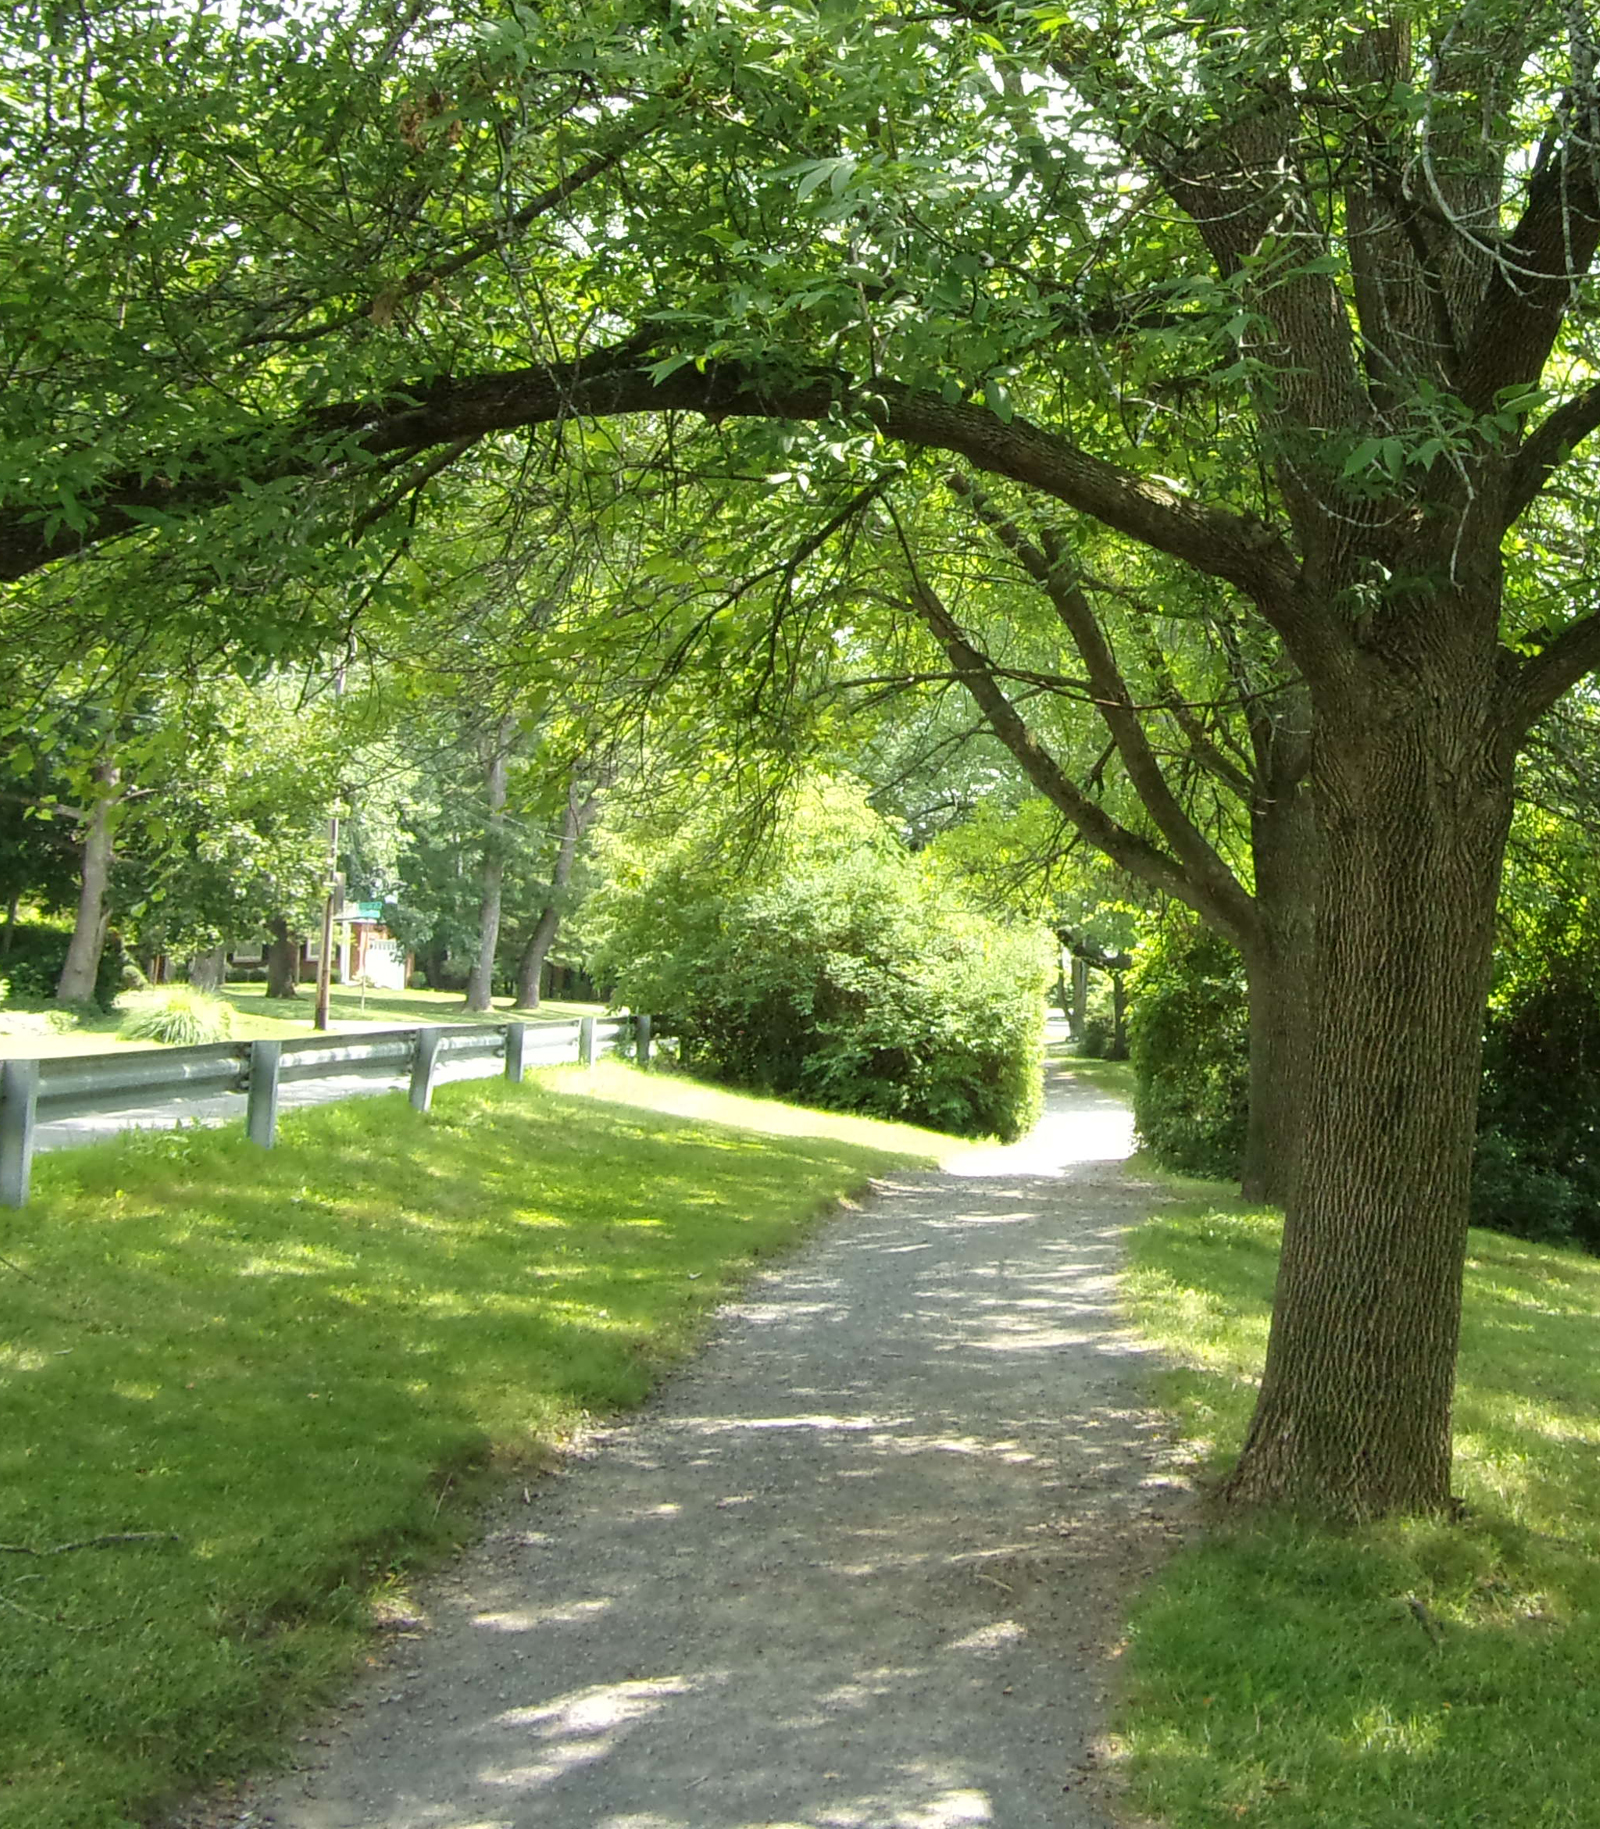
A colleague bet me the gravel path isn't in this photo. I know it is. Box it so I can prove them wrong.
[240,1067,1186,1829]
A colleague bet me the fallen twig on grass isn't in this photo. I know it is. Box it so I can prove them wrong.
[0,1531,181,1557]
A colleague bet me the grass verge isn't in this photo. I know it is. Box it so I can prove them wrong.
[1120,1187,1600,1828]
[0,1069,940,1829]
[217,984,602,1039]
[1053,1053,1136,1101]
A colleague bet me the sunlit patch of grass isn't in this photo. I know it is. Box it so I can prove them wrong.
[0,1073,933,1829]
[217,982,602,1041]
[1054,1054,1136,1101]
[1119,1192,1600,1827]
[545,1058,972,1160]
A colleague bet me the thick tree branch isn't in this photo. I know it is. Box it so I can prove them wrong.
[1504,382,1600,525]
[1457,131,1600,411]
[0,359,1302,604]
[1504,610,1600,735]
[948,472,1258,942]
[893,528,1260,952]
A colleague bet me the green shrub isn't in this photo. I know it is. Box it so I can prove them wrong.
[1079,1014,1111,1059]
[1473,968,1600,1247]
[1127,917,1249,1179]
[0,924,127,1009]
[118,987,235,1045]
[592,784,1052,1141]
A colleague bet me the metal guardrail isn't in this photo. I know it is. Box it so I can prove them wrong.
[0,1013,644,1208]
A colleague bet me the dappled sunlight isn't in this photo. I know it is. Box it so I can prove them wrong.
[472,1598,615,1632]
[241,1064,1173,1829]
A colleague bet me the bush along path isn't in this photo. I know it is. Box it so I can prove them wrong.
[226,1067,1189,1829]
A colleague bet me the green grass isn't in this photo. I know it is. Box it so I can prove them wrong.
[0,1068,938,1829]
[1119,1189,1600,1828]
[0,998,138,1058]
[218,982,602,1039]
[0,983,605,1059]
[1055,1052,1136,1100]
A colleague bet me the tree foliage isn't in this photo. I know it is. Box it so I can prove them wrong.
[592,781,1051,1140]
[1126,918,1250,1181]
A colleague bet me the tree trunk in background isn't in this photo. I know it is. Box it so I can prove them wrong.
[464,729,511,1014]
[1070,954,1089,1040]
[266,917,300,999]
[514,783,600,1010]
[515,905,559,1012]
[418,937,449,990]
[1222,641,1515,1517]
[56,760,120,1003]
[1240,780,1321,1207]
[188,946,227,993]
[0,894,18,959]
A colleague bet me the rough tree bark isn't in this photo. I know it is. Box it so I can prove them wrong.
[266,917,300,999]
[1239,774,1320,1207]
[464,722,512,1015]
[55,760,120,1004]
[1223,619,1516,1513]
[513,780,600,1011]
[187,945,227,993]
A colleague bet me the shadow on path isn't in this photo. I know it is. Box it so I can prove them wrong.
[246,1069,1187,1829]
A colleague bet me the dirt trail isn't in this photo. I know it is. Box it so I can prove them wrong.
[238,1068,1187,1829]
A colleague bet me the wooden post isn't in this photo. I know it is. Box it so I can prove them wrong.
[410,1027,444,1111]
[579,1015,596,1068]
[0,1059,39,1208]
[636,1012,652,1069]
[246,1040,282,1148]
[504,1021,527,1084]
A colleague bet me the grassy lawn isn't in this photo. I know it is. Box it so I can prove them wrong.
[1119,1185,1600,1828]
[217,982,604,1039]
[0,1067,945,1829]
[1054,1052,1136,1100]
[0,984,605,1058]
[0,1001,149,1059]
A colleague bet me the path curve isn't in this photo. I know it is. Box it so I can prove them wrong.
[241,1068,1186,1829]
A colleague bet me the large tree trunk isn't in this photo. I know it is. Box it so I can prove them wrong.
[1240,780,1320,1206]
[56,760,120,1004]
[188,945,227,993]
[1222,643,1514,1517]
[266,917,300,999]
[515,906,559,1012]
[464,730,511,1015]
[1070,954,1089,1040]
[514,782,600,1011]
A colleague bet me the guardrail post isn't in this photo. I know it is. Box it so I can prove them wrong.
[636,1013,652,1069]
[579,1016,596,1068]
[504,1021,527,1085]
[246,1040,282,1149]
[0,1060,39,1208]
[410,1027,444,1112]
